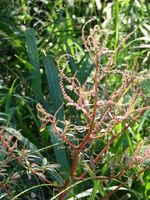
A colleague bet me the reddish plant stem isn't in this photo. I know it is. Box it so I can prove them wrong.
[57,165,150,200]
[0,182,10,197]
[58,58,99,200]
[95,121,133,163]
[79,111,145,180]
[102,166,150,200]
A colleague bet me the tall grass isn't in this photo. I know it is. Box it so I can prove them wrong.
[0,0,150,199]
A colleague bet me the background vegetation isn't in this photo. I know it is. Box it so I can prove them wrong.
[0,0,150,199]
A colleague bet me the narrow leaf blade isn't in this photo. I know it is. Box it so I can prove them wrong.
[25,28,42,102]
[43,55,69,175]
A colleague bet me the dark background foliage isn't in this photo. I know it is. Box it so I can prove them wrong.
[0,0,150,199]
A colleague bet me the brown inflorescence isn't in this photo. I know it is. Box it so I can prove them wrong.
[37,17,150,199]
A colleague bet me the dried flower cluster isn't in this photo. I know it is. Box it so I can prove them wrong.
[37,18,150,199]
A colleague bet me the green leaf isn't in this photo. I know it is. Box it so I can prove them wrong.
[21,125,39,147]
[5,79,16,114]
[140,79,150,96]
[128,127,138,141]
[5,127,63,185]
[118,36,150,57]
[126,132,134,155]
[89,181,101,200]
[78,56,95,85]
[25,28,42,102]
[43,55,64,120]
[112,131,126,154]
[138,109,150,133]
[0,193,7,199]
[145,182,150,199]
[43,55,69,175]
[65,41,77,73]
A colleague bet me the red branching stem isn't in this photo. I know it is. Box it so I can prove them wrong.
[94,109,145,163]
[102,166,150,200]
[58,55,99,200]
[0,182,10,196]
[36,19,150,200]
[79,113,144,180]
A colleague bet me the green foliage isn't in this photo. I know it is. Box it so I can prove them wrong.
[25,28,42,103]
[43,55,69,174]
[0,0,150,199]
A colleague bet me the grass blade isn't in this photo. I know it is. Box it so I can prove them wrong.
[65,41,76,73]
[89,181,101,200]
[5,79,16,114]
[78,56,95,85]
[25,28,42,102]
[126,132,134,155]
[138,109,150,133]
[43,55,69,175]
[43,55,64,120]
